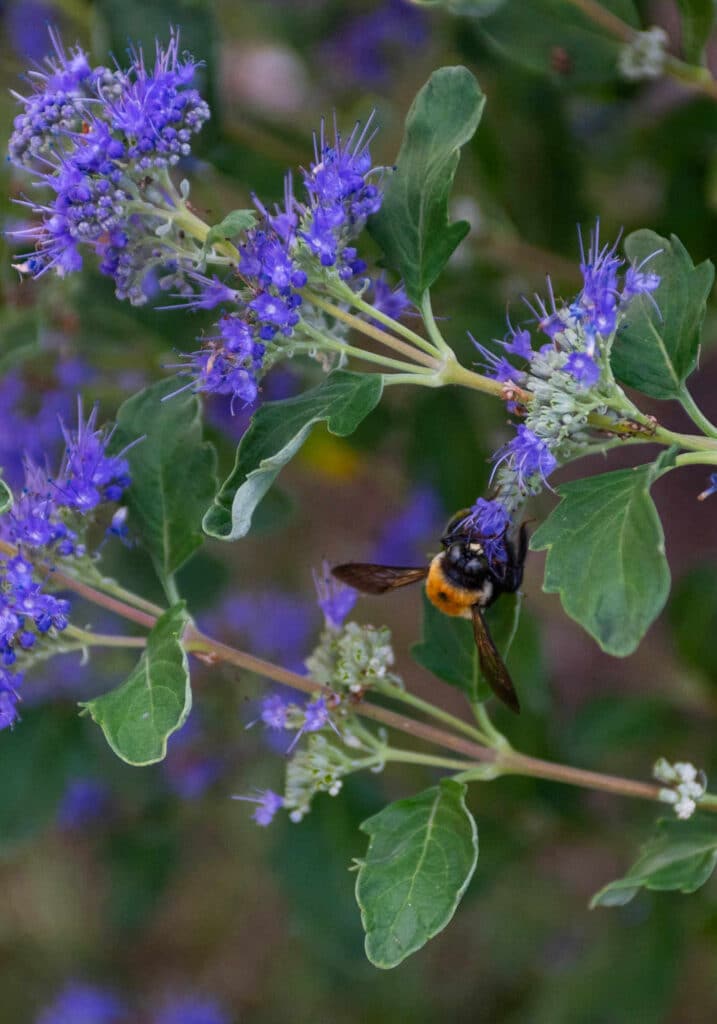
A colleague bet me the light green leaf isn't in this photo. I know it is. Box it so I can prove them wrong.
[81,604,191,766]
[677,0,715,64]
[611,231,714,399]
[454,0,639,85]
[369,66,485,304]
[591,817,717,908]
[530,455,673,655]
[203,370,383,541]
[112,379,218,585]
[356,779,478,968]
[0,478,12,515]
[411,590,521,702]
[203,208,257,254]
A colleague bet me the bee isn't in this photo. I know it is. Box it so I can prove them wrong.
[332,511,527,713]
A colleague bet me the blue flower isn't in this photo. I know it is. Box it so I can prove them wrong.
[563,352,600,388]
[231,788,284,827]
[470,333,524,384]
[367,273,411,323]
[698,472,717,501]
[313,559,357,629]
[456,498,512,564]
[260,693,289,730]
[494,425,558,492]
[58,400,131,511]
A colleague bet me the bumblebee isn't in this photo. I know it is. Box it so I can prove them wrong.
[332,510,527,713]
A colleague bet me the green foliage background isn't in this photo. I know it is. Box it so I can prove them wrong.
[1,0,717,1020]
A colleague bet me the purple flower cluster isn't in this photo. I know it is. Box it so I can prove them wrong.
[300,116,382,275]
[469,222,663,505]
[182,119,384,408]
[0,402,130,729]
[475,223,661,394]
[9,29,209,293]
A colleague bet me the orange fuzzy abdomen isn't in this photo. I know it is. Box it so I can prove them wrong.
[425,556,477,618]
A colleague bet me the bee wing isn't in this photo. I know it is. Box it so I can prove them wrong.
[331,563,428,595]
[471,605,520,714]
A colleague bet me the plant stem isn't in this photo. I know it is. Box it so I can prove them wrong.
[7,541,717,815]
[439,357,528,400]
[674,452,717,469]
[420,292,453,357]
[566,0,717,103]
[65,624,147,650]
[163,573,181,606]
[172,205,240,262]
[295,328,435,375]
[383,748,473,772]
[326,284,441,358]
[304,291,441,369]
[565,0,634,42]
[679,387,717,439]
[471,701,511,751]
[377,679,491,745]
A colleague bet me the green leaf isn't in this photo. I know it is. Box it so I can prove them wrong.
[530,456,672,655]
[611,231,714,399]
[677,0,715,64]
[591,817,717,908]
[411,590,521,702]
[369,66,485,304]
[460,0,639,86]
[203,370,383,541]
[113,379,218,584]
[0,478,12,515]
[81,604,191,766]
[356,779,478,968]
[202,208,257,254]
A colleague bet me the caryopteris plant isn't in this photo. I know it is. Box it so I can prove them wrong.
[4,26,717,968]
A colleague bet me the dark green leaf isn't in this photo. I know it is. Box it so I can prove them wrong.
[81,604,191,766]
[677,0,715,63]
[369,66,485,303]
[203,370,383,541]
[591,817,717,908]
[0,478,12,515]
[411,590,521,703]
[530,457,672,655]
[611,231,714,399]
[466,0,638,85]
[356,779,478,968]
[203,208,257,255]
[113,379,218,584]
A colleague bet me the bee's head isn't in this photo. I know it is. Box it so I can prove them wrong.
[441,539,490,583]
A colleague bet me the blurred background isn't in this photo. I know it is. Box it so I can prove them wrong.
[1,0,717,1020]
